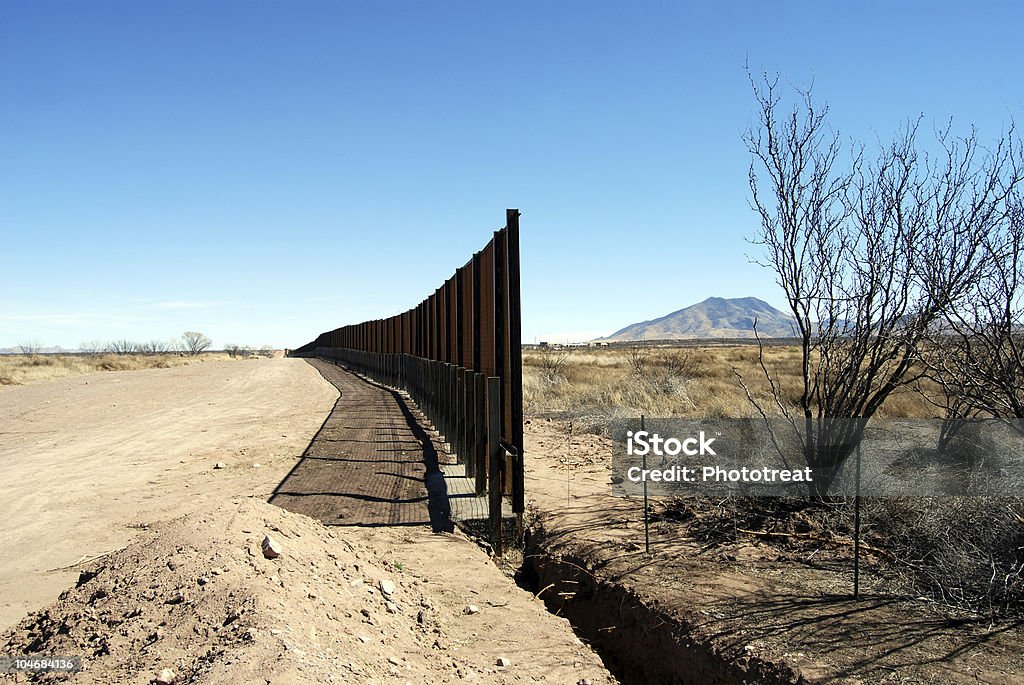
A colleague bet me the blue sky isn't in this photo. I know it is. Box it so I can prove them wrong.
[2,1,1021,349]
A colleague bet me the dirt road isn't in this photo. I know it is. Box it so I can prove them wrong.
[0,358,339,631]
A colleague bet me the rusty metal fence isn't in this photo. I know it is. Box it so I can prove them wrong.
[290,209,524,544]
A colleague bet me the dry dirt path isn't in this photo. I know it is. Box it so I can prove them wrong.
[0,358,337,631]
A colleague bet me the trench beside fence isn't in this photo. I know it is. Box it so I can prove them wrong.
[289,209,524,551]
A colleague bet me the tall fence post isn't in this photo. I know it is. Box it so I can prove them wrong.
[448,364,457,454]
[487,376,503,556]
[455,369,465,464]
[474,373,487,495]
[506,208,525,517]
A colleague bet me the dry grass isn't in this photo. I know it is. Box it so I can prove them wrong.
[0,353,228,387]
[523,344,940,432]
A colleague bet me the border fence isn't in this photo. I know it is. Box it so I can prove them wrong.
[289,209,524,549]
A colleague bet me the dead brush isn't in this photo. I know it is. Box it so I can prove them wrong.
[534,347,573,385]
[0,353,197,386]
[865,496,1024,617]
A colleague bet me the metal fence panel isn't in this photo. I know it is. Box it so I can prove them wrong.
[289,210,524,519]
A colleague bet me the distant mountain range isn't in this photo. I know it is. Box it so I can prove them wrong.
[600,297,797,341]
[0,345,74,355]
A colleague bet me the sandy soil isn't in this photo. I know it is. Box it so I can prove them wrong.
[523,418,1024,684]
[3,498,612,684]
[0,358,337,632]
[0,359,614,684]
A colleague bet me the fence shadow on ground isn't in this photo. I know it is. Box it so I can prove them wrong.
[269,359,454,533]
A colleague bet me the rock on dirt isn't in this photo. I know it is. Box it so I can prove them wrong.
[154,667,177,684]
[260,534,281,559]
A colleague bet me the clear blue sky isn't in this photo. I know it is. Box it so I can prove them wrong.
[2,1,1021,349]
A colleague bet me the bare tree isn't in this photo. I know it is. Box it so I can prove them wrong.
[138,339,173,355]
[182,331,212,356]
[742,70,1022,495]
[920,195,1024,434]
[18,340,43,355]
[79,340,104,356]
[108,339,140,355]
[225,343,252,359]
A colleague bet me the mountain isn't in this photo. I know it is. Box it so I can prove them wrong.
[0,345,74,354]
[600,297,796,341]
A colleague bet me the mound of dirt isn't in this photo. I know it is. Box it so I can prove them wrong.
[3,498,613,684]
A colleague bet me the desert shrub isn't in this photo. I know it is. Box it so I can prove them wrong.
[659,496,843,546]
[866,497,1024,616]
[0,352,194,386]
[661,493,1024,617]
[534,347,572,384]
[626,345,693,392]
[98,355,133,371]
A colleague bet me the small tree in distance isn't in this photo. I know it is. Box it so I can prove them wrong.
[140,339,181,355]
[79,340,104,356]
[18,340,43,355]
[182,331,212,356]
[225,344,253,359]
[109,339,140,355]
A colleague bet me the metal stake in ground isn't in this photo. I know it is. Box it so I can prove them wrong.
[854,440,862,600]
[642,415,650,555]
[566,421,573,506]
